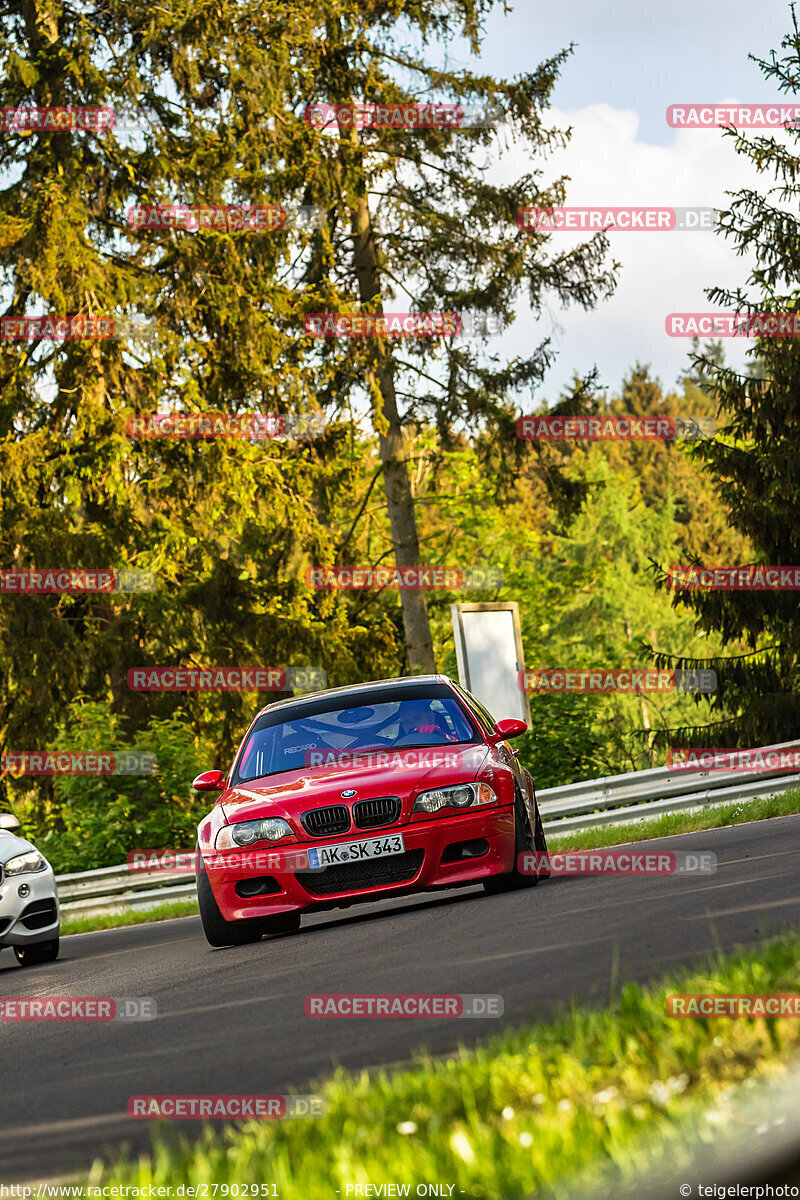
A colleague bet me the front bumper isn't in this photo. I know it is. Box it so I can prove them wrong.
[0,864,60,947]
[203,807,515,921]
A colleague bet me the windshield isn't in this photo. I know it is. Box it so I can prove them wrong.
[233,694,479,783]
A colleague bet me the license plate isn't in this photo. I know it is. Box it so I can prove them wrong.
[307,834,405,870]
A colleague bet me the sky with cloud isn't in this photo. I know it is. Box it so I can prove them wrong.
[444,0,794,400]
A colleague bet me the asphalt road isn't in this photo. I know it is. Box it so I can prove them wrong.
[2,816,799,1182]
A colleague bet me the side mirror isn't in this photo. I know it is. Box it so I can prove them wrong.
[0,812,21,833]
[489,718,528,743]
[192,769,226,792]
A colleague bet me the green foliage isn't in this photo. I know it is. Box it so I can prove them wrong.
[14,697,213,872]
[518,694,606,788]
[354,369,739,782]
[0,0,405,815]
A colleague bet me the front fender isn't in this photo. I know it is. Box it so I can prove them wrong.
[520,766,536,822]
[197,800,228,856]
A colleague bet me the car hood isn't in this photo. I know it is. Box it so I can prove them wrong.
[0,830,41,864]
[221,743,490,825]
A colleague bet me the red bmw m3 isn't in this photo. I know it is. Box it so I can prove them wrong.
[193,675,549,946]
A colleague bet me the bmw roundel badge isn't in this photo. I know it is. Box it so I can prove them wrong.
[341,788,357,798]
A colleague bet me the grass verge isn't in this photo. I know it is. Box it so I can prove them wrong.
[87,926,800,1198]
[61,899,198,936]
[547,784,800,852]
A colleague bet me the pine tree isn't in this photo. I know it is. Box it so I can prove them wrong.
[220,0,618,671]
[0,0,391,814]
[655,9,800,747]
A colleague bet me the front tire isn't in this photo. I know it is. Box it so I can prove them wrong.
[197,860,264,947]
[14,937,59,966]
[483,791,539,894]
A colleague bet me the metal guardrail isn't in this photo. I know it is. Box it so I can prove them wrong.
[57,862,198,920]
[538,737,800,834]
[55,740,800,919]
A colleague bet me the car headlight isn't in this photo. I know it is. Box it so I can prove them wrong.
[412,782,497,814]
[215,818,293,849]
[4,850,47,877]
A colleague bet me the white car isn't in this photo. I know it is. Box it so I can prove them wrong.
[0,813,60,966]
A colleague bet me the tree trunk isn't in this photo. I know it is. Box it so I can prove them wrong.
[350,190,436,674]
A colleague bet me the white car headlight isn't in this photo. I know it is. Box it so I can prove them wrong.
[215,818,293,849]
[412,782,496,815]
[4,850,47,877]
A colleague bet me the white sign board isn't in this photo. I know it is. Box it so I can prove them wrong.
[450,602,530,727]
